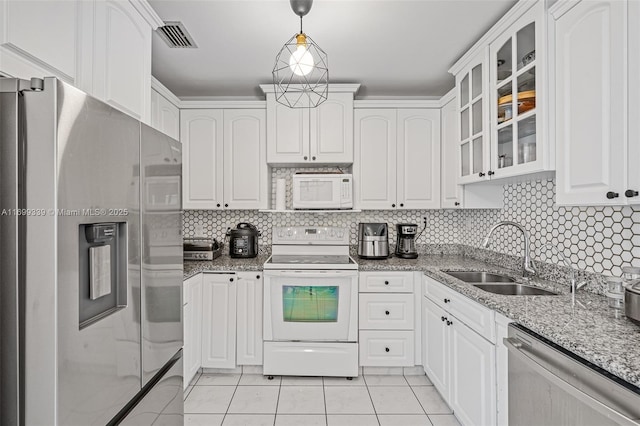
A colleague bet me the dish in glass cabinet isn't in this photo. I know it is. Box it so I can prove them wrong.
[522,50,535,66]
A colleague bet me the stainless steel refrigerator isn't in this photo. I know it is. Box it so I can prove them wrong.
[0,77,184,425]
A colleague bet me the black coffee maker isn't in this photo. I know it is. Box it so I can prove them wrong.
[395,223,418,259]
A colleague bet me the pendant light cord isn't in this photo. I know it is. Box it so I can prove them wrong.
[300,16,303,34]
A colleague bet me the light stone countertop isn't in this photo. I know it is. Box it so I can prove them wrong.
[184,253,640,389]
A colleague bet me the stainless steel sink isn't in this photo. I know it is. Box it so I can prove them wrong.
[473,283,558,296]
[444,271,515,283]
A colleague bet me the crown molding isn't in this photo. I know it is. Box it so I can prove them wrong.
[179,99,266,109]
[259,83,361,94]
[438,88,456,108]
[548,0,579,19]
[354,99,441,109]
[151,76,181,107]
[128,0,164,29]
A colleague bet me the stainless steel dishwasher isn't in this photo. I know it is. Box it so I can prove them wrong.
[505,324,640,426]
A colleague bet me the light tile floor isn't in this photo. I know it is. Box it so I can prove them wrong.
[184,372,461,426]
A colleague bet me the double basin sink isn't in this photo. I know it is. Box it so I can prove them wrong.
[444,271,558,296]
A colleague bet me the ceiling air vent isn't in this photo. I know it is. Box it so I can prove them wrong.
[157,21,197,48]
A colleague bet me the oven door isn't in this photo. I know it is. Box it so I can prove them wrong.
[264,270,358,342]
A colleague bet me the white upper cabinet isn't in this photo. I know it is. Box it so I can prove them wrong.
[310,94,355,163]
[223,109,268,209]
[92,0,153,122]
[151,89,180,140]
[440,94,463,208]
[181,108,268,210]
[0,0,79,84]
[449,0,551,184]
[0,0,159,123]
[457,52,490,184]
[261,85,358,165]
[181,109,225,209]
[354,108,441,210]
[489,3,547,179]
[397,109,441,209]
[354,109,398,210]
[553,0,634,205]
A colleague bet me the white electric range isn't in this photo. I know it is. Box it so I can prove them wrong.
[263,226,359,377]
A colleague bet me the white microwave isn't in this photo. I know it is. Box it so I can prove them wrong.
[292,174,353,210]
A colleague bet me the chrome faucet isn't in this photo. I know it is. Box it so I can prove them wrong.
[482,221,536,277]
[544,244,588,293]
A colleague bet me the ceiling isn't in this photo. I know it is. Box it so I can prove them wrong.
[149,0,517,100]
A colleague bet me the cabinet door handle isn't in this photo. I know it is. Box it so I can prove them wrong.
[454,202,460,206]
[478,172,485,177]
[606,191,619,199]
[488,171,495,176]
[216,203,221,208]
[625,190,639,198]
[312,156,316,160]
[384,281,389,285]
[224,203,229,208]
[446,320,453,326]
[229,278,234,282]
[441,316,446,322]
[444,298,450,303]
[303,156,308,160]
[385,347,390,353]
[385,310,390,315]
[256,275,261,279]
[392,204,396,208]
[400,203,404,207]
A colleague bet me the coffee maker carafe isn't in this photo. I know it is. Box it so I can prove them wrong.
[357,223,389,259]
[395,223,418,259]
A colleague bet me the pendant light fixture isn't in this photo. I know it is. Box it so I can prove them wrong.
[272,0,328,108]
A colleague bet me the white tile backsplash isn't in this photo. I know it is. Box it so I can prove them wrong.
[184,177,639,277]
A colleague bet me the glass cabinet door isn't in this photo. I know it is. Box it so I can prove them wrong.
[493,17,538,173]
[459,59,487,182]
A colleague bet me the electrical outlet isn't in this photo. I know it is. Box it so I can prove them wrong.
[194,223,205,237]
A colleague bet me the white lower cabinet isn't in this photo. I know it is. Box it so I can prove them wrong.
[201,273,237,369]
[236,272,263,365]
[495,313,512,426]
[183,274,202,389]
[423,276,497,426]
[359,271,415,367]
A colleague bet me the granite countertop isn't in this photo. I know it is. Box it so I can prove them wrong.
[183,253,271,279]
[183,252,640,389]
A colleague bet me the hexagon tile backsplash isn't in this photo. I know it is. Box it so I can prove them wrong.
[183,178,640,277]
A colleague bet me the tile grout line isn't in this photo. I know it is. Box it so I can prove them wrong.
[321,377,328,426]
[272,375,282,426]
[362,376,382,426]
[221,374,242,425]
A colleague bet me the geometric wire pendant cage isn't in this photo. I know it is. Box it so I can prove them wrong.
[272,0,328,108]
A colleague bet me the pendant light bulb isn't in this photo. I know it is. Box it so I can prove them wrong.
[289,33,314,76]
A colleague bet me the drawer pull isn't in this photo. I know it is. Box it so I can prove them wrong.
[385,310,390,315]
[441,316,446,322]
[444,298,450,303]
[446,320,453,326]
[385,347,390,353]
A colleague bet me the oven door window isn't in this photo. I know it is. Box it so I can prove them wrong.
[283,286,338,322]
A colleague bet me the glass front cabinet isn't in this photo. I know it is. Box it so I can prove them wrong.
[489,3,546,178]
[457,52,490,185]
[453,0,549,185]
